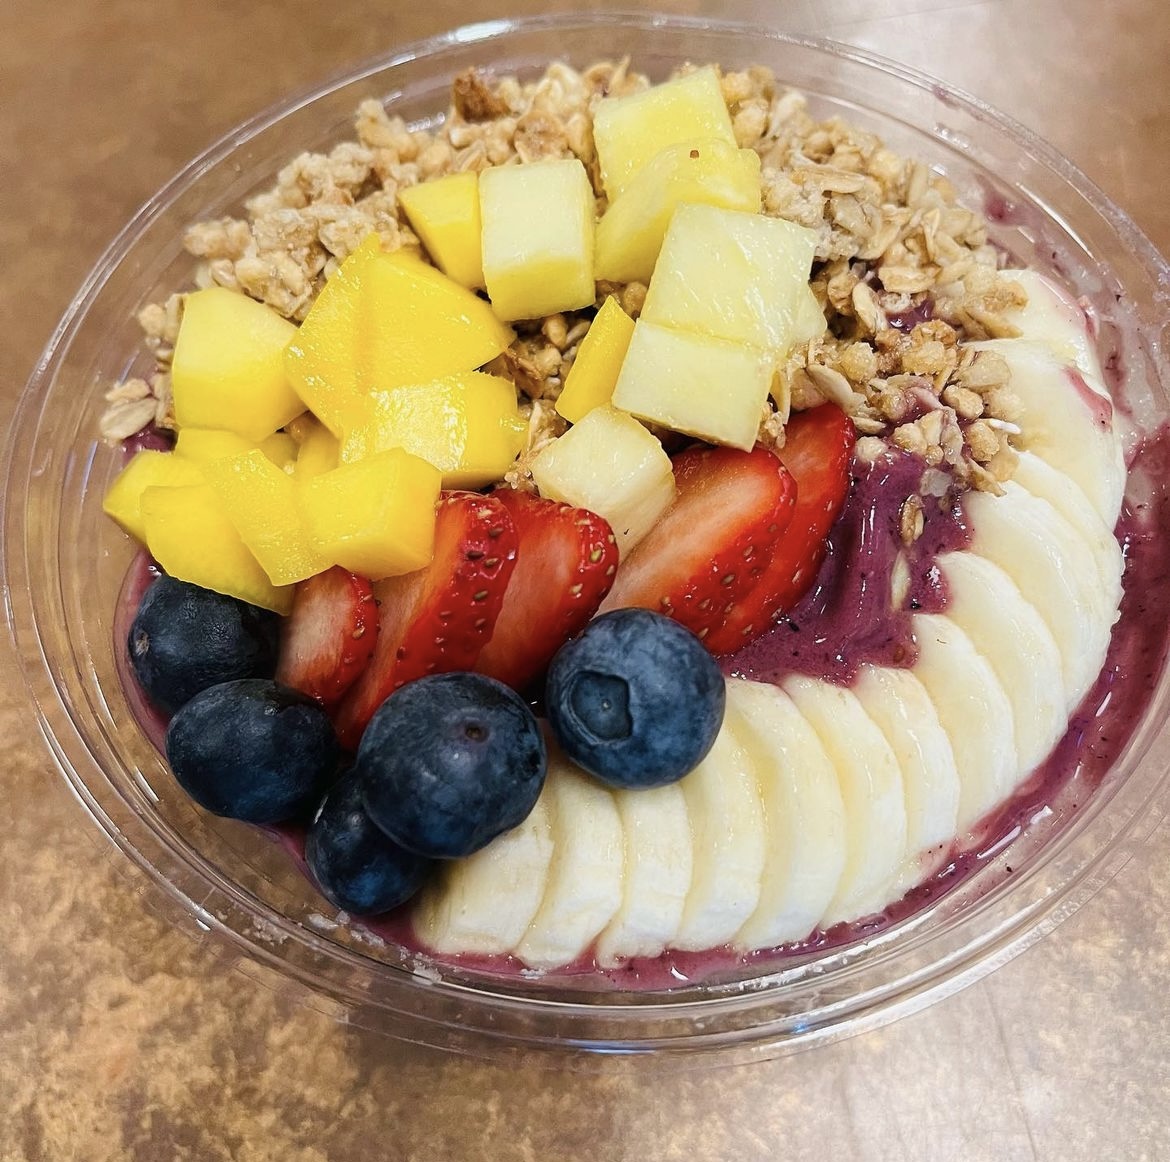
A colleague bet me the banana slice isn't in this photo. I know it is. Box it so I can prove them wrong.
[852,664,959,887]
[966,483,1116,707]
[674,715,767,952]
[594,782,692,967]
[784,677,907,926]
[910,613,1019,832]
[1012,450,1124,596]
[412,792,554,955]
[515,755,624,970]
[939,551,1066,773]
[1000,269,1101,378]
[968,337,1125,524]
[727,681,847,950]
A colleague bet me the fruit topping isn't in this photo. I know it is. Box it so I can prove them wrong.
[705,403,854,654]
[554,296,635,425]
[305,771,434,914]
[275,567,378,709]
[357,672,547,859]
[397,170,485,290]
[103,449,206,543]
[475,490,618,692]
[332,491,519,749]
[545,608,726,789]
[128,575,281,715]
[598,442,797,640]
[165,678,340,824]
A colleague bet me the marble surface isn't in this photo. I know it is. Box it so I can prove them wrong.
[3,1,1169,1158]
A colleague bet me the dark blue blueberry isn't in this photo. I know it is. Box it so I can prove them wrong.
[128,575,280,715]
[305,771,433,914]
[357,672,547,859]
[165,678,339,823]
[545,609,725,789]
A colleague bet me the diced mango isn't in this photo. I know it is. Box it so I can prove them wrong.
[398,172,484,289]
[102,449,206,543]
[301,449,441,579]
[291,417,340,483]
[171,287,305,442]
[593,67,736,200]
[259,431,298,472]
[594,139,762,284]
[201,450,325,586]
[530,405,675,558]
[140,483,292,614]
[611,320,773,451]
[640,203,819,357]
[479,159,596,322]
[284,235,513,434]
[173,428,255,464]
[555,297,635,424]
[341,371,526,489]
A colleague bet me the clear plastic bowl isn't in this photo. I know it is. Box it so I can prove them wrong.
[5,13,1170,1063]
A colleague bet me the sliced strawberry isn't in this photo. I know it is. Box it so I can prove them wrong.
[332,491,518,750]
[276,567,378,708]
[597,443,797,640]
[476,489,619,692]
[705,403,855,655]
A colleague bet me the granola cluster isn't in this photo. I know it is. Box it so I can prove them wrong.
[103,58,1032,499]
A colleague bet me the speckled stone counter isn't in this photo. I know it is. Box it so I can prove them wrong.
[3,1,1169,1158]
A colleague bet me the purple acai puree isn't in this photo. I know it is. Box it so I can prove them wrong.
[112,427,1170,992]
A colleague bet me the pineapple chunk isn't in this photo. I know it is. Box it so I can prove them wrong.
[640,203,819,358]
[398,171,484,289]
[141,483,292,614]
[791,284,828,347]
[479,159,596,321]
[171,287,305,442]
[593,67,736,200]
[555,297,635,424]
[530,405,675,558]
[301,449,441,580]
[102,449,205,543]
[611,321,773,451]
[340,371,526,489]
[594,138,761,284]
[201,450,326,586]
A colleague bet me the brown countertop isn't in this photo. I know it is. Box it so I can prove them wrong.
[2,1,1169,1158]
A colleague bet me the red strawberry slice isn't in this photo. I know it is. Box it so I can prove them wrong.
[597,443,797,640]
[332,491,519,750]
[476,489,619,692]
[276,567,378,708]
[705,403,854,655]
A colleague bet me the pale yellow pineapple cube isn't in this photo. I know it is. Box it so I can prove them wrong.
[611,320,773,451]
[172,287,305,442]
[594,138,761,284]
[555,297,635,424]
[593,66,736,200]
[398,172,485,289]
[479,159,596,321]
[640,203,819,358]
[530,405,675,558]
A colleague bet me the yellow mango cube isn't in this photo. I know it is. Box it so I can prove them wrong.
[141,483,292,614]
[173,427,295,472]
[593,67,736,200]
[479,159,596,322]
[102,449,206,543]
[259,431,298,472]
[641,203,819,357]
[594,138,762,284]
[611,320,773,451]
[398,172,484,289]
[555,297,635,424]
[171,287,305,442]
[202,450,326,586]
[341,371,526,489]
[301,449,441,579]
[291,417,340,483]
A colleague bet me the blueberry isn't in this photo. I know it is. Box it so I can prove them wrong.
[128,576,280,715]
[545,609,725,789]
[305,771,433,914]
[357,672,547,859]
[165,678,339,823]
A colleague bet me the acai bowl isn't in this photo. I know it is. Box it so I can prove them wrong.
[5,13,1170,1062]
